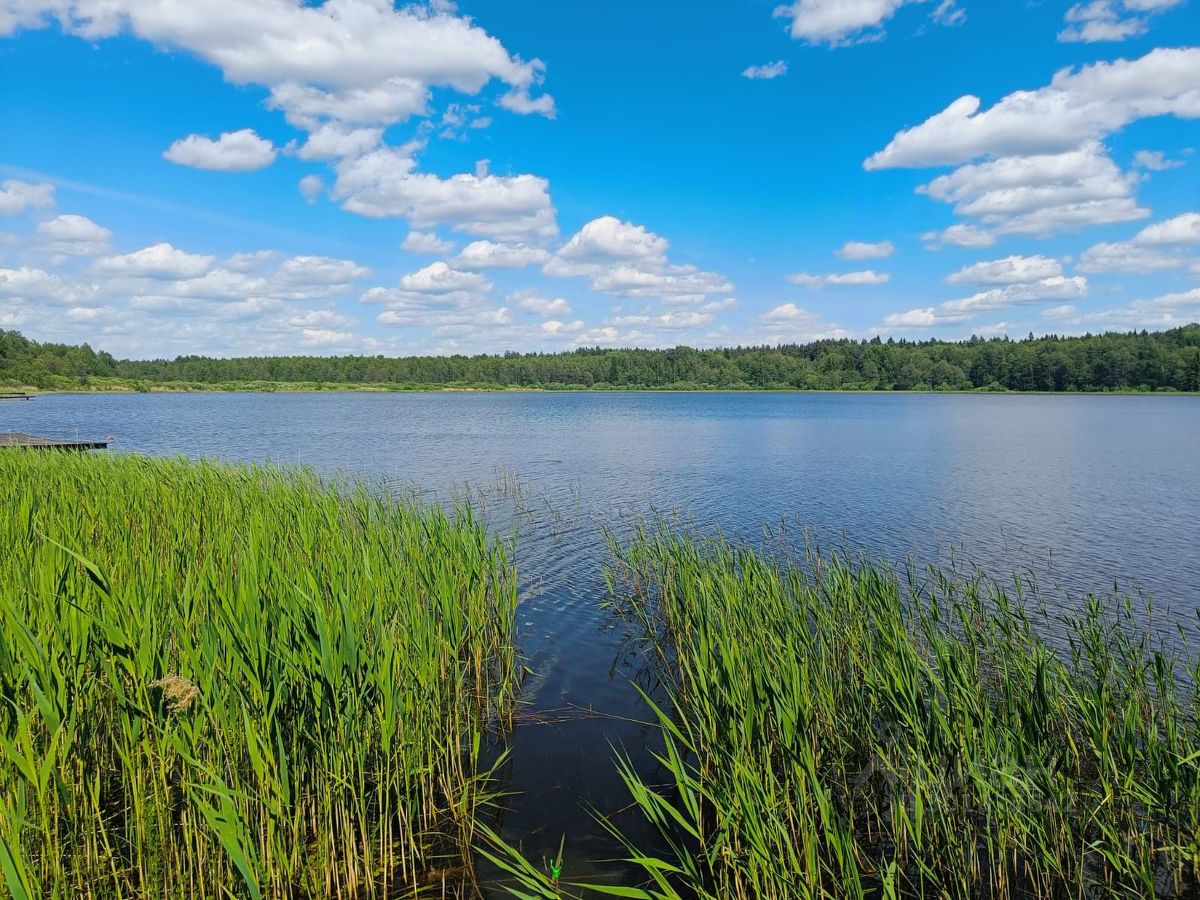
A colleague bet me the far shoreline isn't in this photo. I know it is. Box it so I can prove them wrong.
[14,384,1200,398]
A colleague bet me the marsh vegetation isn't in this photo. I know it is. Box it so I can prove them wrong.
[581,528,1200,899]
[3,452,1198,899]
[0,452,519,897]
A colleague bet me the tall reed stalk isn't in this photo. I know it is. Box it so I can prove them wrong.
[0,452,518,897]
[594,526,1200,899]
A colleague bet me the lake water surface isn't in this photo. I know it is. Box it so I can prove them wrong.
[5,391,1199,892]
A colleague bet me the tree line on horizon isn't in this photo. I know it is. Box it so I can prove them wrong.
[3,325,1199,392]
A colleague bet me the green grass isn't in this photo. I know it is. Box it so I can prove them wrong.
[593,526,1200,899]
[0,451,519,897]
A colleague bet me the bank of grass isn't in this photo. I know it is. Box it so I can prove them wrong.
[588,528,1200,899]
[0,451,518,897]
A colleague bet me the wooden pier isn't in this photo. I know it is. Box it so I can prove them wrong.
[0,432,109,450]
[0,392,31,401]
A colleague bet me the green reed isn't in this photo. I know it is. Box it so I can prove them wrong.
[0,451,518,897]
[594,526,1200,899]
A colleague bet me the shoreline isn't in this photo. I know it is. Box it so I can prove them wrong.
[14,384,1200,397]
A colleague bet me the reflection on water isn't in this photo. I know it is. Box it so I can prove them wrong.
[6,391,1199,892]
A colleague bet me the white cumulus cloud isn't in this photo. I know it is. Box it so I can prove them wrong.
[1132,149,1186,171]
[333,146,557,241]
[401,231,456,255]
[945,255,1063,285]
[35,214,112,256]
[742,60,787,80]
[163,129,277,172]
[298,174,325,204]
[93,243,216,279]
[773,0,962,46]
[1134,211,1200,245]
[454,240,550,270]
[0,179,54,215]
[836,240,894,260]
[511,291,572,317]
[545,216,733,306]
[866,48,1200,170]
[788,270,889,288]
[921,224,996,249]
[2,0,554,127]
[1058,0,1187,44]
[917,142,1149,235]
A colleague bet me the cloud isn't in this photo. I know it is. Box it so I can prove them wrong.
[276,255,371,284]
[298,174,325,204]
[866,48,1200,170]
[225,250,281,272]
[865,43,1181,238]
[1070,286,1200,330]
[754,303,851,343]
[1134,211,1200,244]
[3,0,554,127]
[545,215,733,305]
[333,146,557,241]
[1077,242,1183,273]
[511,291,572,317]
[396,261,489,295]
[497,86,556,117]
[1128,150,1185,170]
[742,60,788,80]
[917,142,1149,235]
[931,0,966,26]
[0,225,376,356]
[0,179,54,215]
[93,243,216,279]
[882,306,962,328]
[553,215,668,264]
[611,310,717,330]
[7,1,559,246]
[299,327,355,345]
[293,123,382,161]
[586,265,734,305]
[921,224,996,249]
[762,302,818,322]
[884,274,1089,329]
[787,269,889,288]
[1058,0,1186,44]
[0,265,100,306]
[268,80,430,129]
[1043,304,1079,320]
[944,255,1062,285]
[401,231,456,254]
[454,240,550,270]
[1132,149,1186,171]
[0,238,380,355]
[1076,211,1200,272]
[361,260,501,332]
[34,214,112,256]
[940,276,1088,314]
[540,318,584,335]
[773,0,961,46]
[163,129,277,172]
[836,239,894,260]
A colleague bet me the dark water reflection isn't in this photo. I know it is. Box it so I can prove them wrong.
[6,391,1199,892]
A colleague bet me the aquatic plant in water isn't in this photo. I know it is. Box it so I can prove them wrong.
[587,526,1200,899]
[0,451,519,897]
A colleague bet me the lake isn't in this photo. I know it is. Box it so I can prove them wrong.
[5,390,1199,892]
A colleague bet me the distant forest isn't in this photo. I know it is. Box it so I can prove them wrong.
[3,325,1200,392]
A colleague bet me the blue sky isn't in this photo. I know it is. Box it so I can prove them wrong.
[1,0,1198,358]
